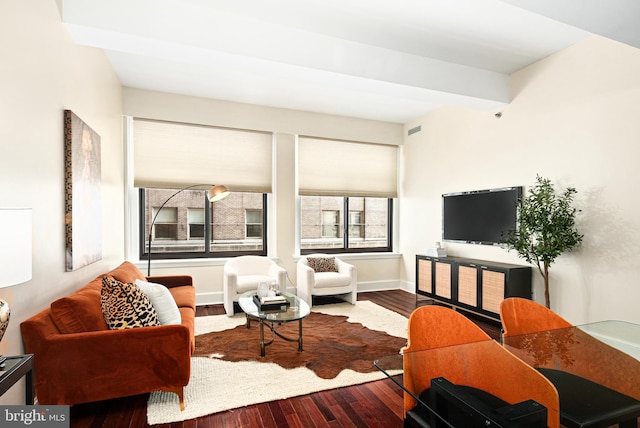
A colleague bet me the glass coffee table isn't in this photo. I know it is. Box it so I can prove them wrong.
[238,290,310,357]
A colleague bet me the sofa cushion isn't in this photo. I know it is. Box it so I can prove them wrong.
[307,256,338,273]
[135,279,181,325]
[108,261,146,284]
[50,278,109,333]
[101,276,160,329]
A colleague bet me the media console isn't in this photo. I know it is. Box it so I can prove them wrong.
[416,255,532,321]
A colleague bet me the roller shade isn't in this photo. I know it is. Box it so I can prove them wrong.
[298,137,398,197]
[133,119,273,193]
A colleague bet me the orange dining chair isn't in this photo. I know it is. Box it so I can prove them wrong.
[500,297,572,338]
[403,305,559,428]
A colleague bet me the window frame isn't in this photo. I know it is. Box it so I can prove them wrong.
[139,189,268,260]
[300,197,393,255]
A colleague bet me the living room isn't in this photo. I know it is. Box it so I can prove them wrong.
[2,0,640,420]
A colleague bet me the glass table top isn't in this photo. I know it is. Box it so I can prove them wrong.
[578,320,640,360]
[502,320,640,401]
[238,290,310,322]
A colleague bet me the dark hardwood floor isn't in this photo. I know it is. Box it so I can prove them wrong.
[70,290,501,428]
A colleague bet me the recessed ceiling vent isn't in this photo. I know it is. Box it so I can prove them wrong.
[408,125,421,136]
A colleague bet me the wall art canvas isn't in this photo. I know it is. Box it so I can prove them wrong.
[64,110,102,271]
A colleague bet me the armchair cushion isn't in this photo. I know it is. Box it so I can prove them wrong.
[101,276,160,329]
[237,274,275,293]
[136,279,182,325]
[314,272,353,288]
[307,256,338,273]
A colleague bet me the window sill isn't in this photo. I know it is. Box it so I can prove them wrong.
[135,257,233,273]
[294,252,401,262]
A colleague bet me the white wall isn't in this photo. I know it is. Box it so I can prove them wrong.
[0,0,123,404]
[400,36,640,325]
[122,88,404,304]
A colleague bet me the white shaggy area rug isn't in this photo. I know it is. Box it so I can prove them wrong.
[146,301,407,424]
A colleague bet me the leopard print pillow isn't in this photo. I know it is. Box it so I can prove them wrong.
[307,256,338,273]
[101,276,160,329]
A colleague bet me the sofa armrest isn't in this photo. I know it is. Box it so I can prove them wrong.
[23,324,192,405]
[146,275,193,288]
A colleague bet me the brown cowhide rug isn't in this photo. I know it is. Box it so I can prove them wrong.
[193,311,407,379]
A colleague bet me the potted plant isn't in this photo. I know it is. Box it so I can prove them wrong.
[503,175,583,308]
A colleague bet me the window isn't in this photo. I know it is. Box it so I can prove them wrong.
[300,196,392,253]
[140,189,266,259]
[188,208,204,239]
[245,209,263,239]
[349,211,363,238]
[152,207,177,239]
[322,210,340,238]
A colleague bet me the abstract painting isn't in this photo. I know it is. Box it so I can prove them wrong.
[64,110,102,271]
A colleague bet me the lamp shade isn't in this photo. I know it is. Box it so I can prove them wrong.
[208,185,230,202]
[0,208,32,288]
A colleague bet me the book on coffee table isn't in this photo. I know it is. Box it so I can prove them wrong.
[253,294,290,311]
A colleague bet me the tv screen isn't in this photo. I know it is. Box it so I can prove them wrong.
[442,187,522,245]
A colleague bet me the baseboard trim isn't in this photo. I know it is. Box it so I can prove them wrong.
[195,280,415,306]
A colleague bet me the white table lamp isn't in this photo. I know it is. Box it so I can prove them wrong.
[0,208,32,366]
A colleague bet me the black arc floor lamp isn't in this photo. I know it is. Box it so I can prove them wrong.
[147,184,230,276]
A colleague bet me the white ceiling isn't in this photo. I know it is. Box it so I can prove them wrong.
[61,0,640,123]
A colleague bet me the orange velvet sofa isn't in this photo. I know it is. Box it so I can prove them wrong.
[20,261,195,409]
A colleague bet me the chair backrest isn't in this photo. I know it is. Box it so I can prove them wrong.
[500,297,572,338]
[405,305,490,352]
[226,255,275,275]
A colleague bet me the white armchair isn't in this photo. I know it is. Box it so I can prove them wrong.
[297,254,357,307]
[223,256,287,316]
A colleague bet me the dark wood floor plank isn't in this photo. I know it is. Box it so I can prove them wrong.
[267,400,290,427]
[255,402,278,428]
[310,391,337,423]
[328,388,367,428]
[305,394,336,428]
[355,380,405,426]
[365,380,404,420]
[289,395,325,428]
[326,403,358,428]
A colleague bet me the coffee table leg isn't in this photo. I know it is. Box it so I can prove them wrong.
[298,319,303,352]
[259,320,266,357]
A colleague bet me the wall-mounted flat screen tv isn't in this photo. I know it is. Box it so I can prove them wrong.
[442,186,522,245]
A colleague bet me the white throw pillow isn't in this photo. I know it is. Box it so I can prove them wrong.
[135,279,182,325]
